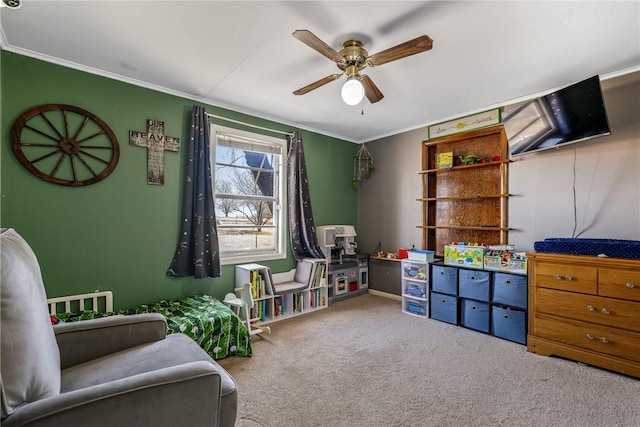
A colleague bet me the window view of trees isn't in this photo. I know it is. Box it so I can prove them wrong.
[214,144,279,257]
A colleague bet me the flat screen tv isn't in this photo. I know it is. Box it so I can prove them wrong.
[502,75,611,157]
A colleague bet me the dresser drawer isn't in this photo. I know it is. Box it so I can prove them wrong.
[535,288,640,333]
[534,262,597,294]
[534,314,640,363]
[599,268,640,302]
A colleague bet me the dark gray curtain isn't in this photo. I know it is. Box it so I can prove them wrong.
[287,131,324,260]
[167,105,221,278]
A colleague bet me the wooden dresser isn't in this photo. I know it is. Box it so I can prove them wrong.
[527,252,640,378]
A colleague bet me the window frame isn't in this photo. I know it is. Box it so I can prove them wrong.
[210,123,287,265]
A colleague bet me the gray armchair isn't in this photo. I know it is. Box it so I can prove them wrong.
[0,228,237,427]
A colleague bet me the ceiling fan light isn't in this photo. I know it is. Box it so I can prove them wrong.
[341,78,364,106]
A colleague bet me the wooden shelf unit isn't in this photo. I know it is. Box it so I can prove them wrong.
[420,125,509,256]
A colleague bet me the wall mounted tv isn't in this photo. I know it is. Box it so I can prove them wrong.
[502,75,611,158]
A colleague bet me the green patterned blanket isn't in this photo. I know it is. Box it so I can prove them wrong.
[52,294,252,359]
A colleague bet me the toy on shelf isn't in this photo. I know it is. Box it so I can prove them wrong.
[458,154,480,165]
[444,242,486,269]
[403,263,427,280]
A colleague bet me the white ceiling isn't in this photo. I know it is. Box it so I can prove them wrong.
[1,1,639,143]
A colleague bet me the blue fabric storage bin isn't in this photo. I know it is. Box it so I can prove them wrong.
[492,273,527,309]
[431,265,457,295]
[460,299,490,333]
[491,305,527,345]
[430,292,458,325]
[458,269,490,301]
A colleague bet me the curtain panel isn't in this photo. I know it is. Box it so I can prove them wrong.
[167,105,221,278]
[287,131,324,260]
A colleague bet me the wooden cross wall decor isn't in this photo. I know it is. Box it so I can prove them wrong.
[129,119,180,185]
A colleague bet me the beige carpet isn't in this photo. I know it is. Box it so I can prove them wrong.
[218,294,640,427]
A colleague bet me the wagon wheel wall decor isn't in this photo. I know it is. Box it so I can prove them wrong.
[10,104,120,187]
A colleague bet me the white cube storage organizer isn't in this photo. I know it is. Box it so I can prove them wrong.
[403,279,428,298]
[403,298,428,317]
[401,259,430,318]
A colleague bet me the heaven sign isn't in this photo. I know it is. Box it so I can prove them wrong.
[130,119,180,185]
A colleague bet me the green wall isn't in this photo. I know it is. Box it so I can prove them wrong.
[1,51,358,310]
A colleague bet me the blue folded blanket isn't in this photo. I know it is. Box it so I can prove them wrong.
[534,238,640,260]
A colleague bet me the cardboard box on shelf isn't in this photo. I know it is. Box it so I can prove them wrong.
[444,245,485,269]
[484,250,528,275]
[436,151,453,169]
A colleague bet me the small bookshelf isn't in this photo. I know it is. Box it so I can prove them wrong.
[235,260,328,327]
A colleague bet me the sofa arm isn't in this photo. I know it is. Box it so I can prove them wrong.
[54,313,168,369]
[2,361,222,427]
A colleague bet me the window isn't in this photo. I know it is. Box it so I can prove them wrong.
[211,124,287,265]
[503,98,558,155]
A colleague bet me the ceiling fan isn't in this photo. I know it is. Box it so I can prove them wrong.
[292,29,433,105]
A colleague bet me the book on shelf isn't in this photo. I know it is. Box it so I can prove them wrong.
[292,292,304,313]
[273,296,280,317]
[436,151,453,169]
[303,258,326,288]
[245,267,273,299]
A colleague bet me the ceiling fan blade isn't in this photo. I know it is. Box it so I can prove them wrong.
[293,74,342,95]
[368,35,433,66]
[293,30,343,62]
[361,75,384,104]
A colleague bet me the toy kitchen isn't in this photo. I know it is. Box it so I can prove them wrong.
[316,225,369,304]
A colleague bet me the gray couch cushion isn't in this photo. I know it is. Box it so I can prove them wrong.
[273,260,313,294]
[0,228,61,419]
[293,259,313,283]
[61,333,237,427]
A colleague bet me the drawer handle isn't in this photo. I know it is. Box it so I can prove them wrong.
[586,305,595,312]
[586,334,609,343]
[627,282,636,289]
[554,274,573,281]
[601,308,610,315]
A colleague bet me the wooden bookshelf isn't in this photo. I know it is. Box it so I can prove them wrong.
[420,125,509,256]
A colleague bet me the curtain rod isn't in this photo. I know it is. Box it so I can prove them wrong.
[206,113,294,137]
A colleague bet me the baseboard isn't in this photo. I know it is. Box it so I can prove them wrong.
[367,289,402,301]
